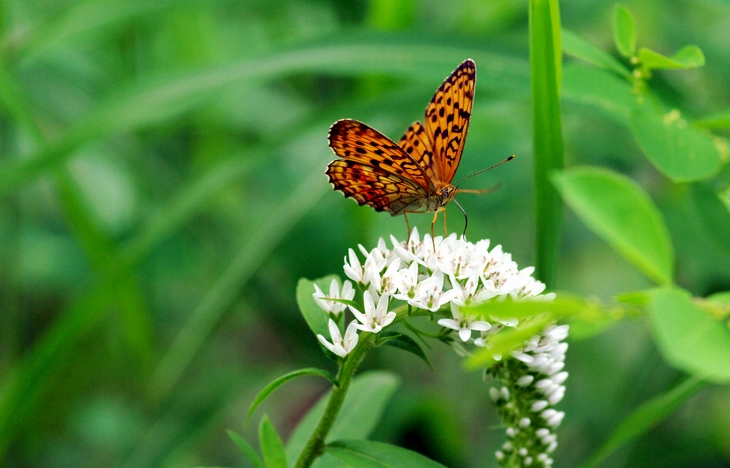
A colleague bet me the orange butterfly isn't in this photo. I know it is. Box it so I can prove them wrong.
[326,59,512,241]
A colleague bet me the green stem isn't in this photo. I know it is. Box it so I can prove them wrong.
[294,333,375,468]
[530,0,564,289]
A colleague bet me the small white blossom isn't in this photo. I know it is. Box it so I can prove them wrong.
[438,303,492,342]
[312,279,355,316]
[408,270,458,312]
[379,258,402,296]
[317,319,359,358]
[348,290,396,334]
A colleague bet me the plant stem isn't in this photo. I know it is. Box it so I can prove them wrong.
[294,333,374,468]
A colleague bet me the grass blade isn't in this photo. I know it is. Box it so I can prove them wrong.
[530,0,565,288]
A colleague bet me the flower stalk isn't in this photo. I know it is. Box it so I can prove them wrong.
[294,332,375,468]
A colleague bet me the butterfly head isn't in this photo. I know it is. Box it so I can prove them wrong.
[420,183,458,213]
[440,184,458,202]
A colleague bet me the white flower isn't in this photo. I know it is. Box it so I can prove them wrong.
[438,303,492,342]
[408,270,458,312]
[379,258,402,296]
[343,248,385,288]
[312,279,355,316]
[343,248,367,285]
[450,272,500,306]
[317,319,359,358]
[392,261,420,301]
[348,290,396,334]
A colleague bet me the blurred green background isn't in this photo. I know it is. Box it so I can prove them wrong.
[1,0,730,466]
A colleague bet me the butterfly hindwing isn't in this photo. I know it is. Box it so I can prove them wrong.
[326,159,427,215]
[424,59,476,184]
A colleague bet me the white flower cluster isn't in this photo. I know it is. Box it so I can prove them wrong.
[490,324,570,467]
[313,228,554,357]
[312,229,568,462]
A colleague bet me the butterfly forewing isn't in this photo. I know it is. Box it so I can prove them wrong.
[326,160,428,215]
[424,59,476,184]
[328,119,434,191]
[397,122,436,179]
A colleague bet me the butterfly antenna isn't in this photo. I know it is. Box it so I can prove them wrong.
[453,199,468,239]
[455,155,515,184]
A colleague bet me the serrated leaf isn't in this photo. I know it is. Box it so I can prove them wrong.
[648,288,730,382]
[584,376,706,468]
[378,332,433,370]
[297,276,340,338]
[613,5,636,58]
[553,167,674,285]
[326,440,447,468]
[562,29,631,79]
[227,430,264,468]
[638,45,705,70]
[260,416,287,468]
[286,371,400,464]
[630,102,721,182]
[247,368,337,422]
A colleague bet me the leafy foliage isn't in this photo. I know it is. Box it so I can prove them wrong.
[1,0,729,467]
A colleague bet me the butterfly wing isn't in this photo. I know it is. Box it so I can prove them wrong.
[326,159,428,215]
[424,59,476,184]
[397,121,436,179]
[328,119,435,192]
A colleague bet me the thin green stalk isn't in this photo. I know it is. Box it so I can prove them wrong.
[530,0,565,289]
[295,334,375,468]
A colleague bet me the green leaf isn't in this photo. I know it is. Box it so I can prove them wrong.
[694,108,730,129]
[613,5,636,58]
[721,187,730,214]
[260,416,287,468]
[326,440,447,468]
[466,316,555,368]
[707,292,730,322]
[552,167,674,285]
[685,183,730,258]
[530,0,565,288]
[630,102,722,182]
[297,276,340,338]
[584,376,706,468]
[248,368,337,422]
[227,430,265,468]
[561,29,631,79]
[638,45,705,71]
[562,64,636,124]
[465,295,583,319]
[285,371,400,464]
[647,288,730,382]
[708,291,730,305]
[378,332,433,370]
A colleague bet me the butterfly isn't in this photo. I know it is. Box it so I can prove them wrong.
[326,59,512,242]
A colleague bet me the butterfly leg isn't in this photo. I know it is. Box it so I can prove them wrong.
[403,212,412,241]
[443,208,448,237]
[430,211,441,251]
